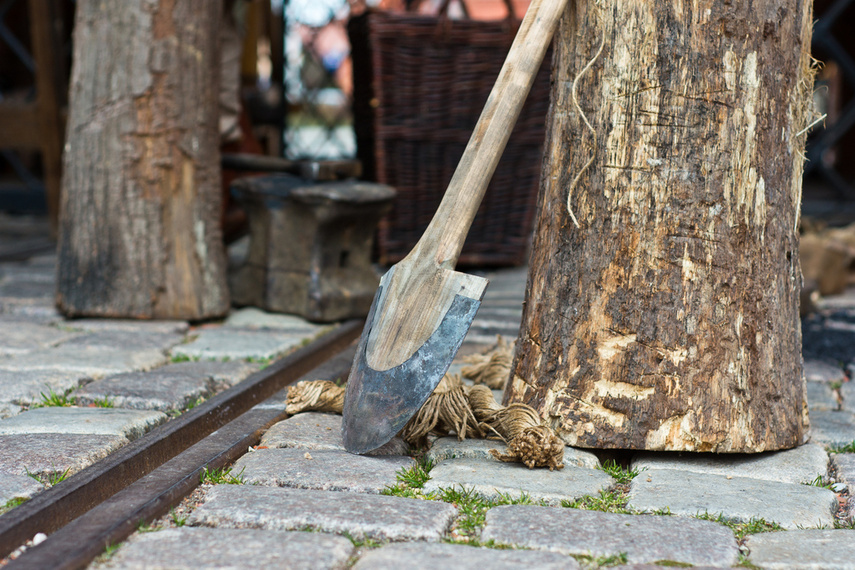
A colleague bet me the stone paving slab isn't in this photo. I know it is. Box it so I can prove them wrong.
[0,264,55,283]
[0,322,80,356]
[631,443,829,485]
[232,448,413,494]
[0,369,89,405]
[805,360,846,383]
[352,542,580,570]
[0,303,62,324]
[808,381,840,411]
[744,529,855,569]
[425,437,601,470]
[481,504,739,567]
[66,318,189,335]
[97,527,354,570]
[423,458,614,505]
[224,308,326,332]
[75,368,214,412]
[841,381,855,413]
[188,485,456,542]
[0,472,44,504]
[0,433,127,479]
[627,469,838,529]
[59,330,185,352]
[259,412,409,455]
[0,403,21,419]
[0,278,54,300]
[163,359,261,389]
[0,407,167,440]
[809,410,855,447]
[0,346,168,378]
[171,328,309,360]
[833,453,855,487]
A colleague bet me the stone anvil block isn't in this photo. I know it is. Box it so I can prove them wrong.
[229,174,395,322]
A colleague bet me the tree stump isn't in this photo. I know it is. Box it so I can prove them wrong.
[57,0,228,320]
[506,0,814,452]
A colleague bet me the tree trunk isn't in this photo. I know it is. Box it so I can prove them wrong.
[507,0,814,452]
[57,0,228,320]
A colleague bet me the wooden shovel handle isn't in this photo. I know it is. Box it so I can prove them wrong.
[412,0,569,269]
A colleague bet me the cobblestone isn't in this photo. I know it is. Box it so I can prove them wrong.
[224,308,326,333]
[627,469,838,529]
[0,345,168,378]
[0,472,44,504]
[808,381,840,411]
[259,412,409,455]
[809,410,855,447]
[0,369,88,406]
[744,529,855,569]
[67,319,189,335]
[805,360,847,383]
[163,359,261,389]
[189,485,456,542]
[0,433,127,479]
[171,328,309,361]
[0,407,166,440]
[352,542,580,569]
[0,322,80,356]
[425,437,601,469]
[96,527,355,570]
[59,330,185,352]
[481,504,739,567]
[423,458,613,505]
[74,368,215,412]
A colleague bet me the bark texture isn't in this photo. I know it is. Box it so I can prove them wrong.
[507,0,814,452]
[57,0,228,319]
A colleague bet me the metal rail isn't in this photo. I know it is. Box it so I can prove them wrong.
[0,320,363,568]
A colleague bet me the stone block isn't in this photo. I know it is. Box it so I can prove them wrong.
[75,368,215,412]
[423,458,614,505]
[0,407,166,440]
[426,437,600,470]
[66,319,189,335]
[100,527,354,570]
[0,322,80,356]
[59,330,185,352]
[158,359,261,389]
[807,381,840,411]
[833,453,855,488]
[259,412,408,455]
[0,369,88,405]
[805,360,846,384]
[481,504,739,567]
[189,485,456,542]
[0,433,127,479]
[352,542,579,570]
[744,529,855,570]
[627,469,838,529]
[233,448,412,494]
[0,403,21,419]
[841,381,855,413]
[224,308,324,332]
[809,410,855,447]
[171,328,308,361]
[0,346,168,378]
[0,472,44,504]
[631,443,830,485]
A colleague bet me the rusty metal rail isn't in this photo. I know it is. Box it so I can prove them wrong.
[0,319,363,569]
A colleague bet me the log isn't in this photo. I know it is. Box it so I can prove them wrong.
[506,0,815,452]
[57,0,228,320]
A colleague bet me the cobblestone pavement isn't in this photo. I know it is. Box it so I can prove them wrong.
[2,246,855,569]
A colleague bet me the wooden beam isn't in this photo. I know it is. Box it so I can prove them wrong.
[0,102,42,149]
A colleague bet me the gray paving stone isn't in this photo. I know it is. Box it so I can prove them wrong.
[631,443,829,485]
[744,529,855,570]
[810,410,855,447]
[160,359,261,389]
[0,433,127,479]
[0,472,44,504]
[481,504,739,567]
[189,484,456,542]
[0,346,168,377]
[423,458,614,506]
[833,453,855,488]
[841,381,855,413]
[259,412,409,455]
[352,542,580,570]
[0,369,88,405]
[0,264,55,283]
[98,527,354,570]
[0,403,21,419]
[805,360,847,383]
[426,437,600,470]
[59,330,185,352]
[0,279,54,300]
[0,407,166,440]
[0,303,62,324]
[0,322,80,356]
[233,448,413,494]
[627,469,838,529]
[67,318,189,335]
[171,328,309,361]
[224,308,325,332]
[808,381,840,411]
[75,368,214,412]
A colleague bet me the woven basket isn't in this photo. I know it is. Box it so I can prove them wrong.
[350,2,551,266]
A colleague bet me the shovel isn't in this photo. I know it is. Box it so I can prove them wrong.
[343,0,570,454]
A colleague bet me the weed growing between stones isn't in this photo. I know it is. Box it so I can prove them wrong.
[572,552,628,568]
[94,543,121,564]
[25,467,70,487]
[381,457,435,499]
[200,465,245,485]
[170,353,199,363]
[169,508,187,527]
[651,560,693,567]
[599,459,641,485]
[31,388,75,408]
[736,553,762,569]
[92,396,114,408]
[693,512,784,540]
[828,440,855,454]
[805,474,836,490]
[432,486,547,542]
[341,531,382,549]
[136,519,161,533]
[0,497,27,515]
[561,489,632,514]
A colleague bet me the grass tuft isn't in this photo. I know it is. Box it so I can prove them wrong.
[31,388,76,408]
[828,441,855,454]
[1,497,28,515]
[562,489,632,514]
[200,465,245,485]
[600,459,641,485]
[694,512,784,540]
[92,396,114,408]
[572,552,628,568]
[170,508,188,527]
[26,467,70,487]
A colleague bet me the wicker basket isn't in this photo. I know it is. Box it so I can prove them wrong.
[350,3,551,266]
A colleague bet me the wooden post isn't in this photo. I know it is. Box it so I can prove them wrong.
[507,0,814,452]
[57,0,229,320]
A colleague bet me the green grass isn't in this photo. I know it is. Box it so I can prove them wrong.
[200,465,245,485]
[694,512,784,540]
[1,497,28,515]
[31,388,76,408]
[562,489,632,514]
[828,440,855,454]
[26,467,70,487]
[652,561,693,567]
[736,554,762,569]
[805,475,835,490]
[170,353,198,363]
[341,531,382,549]
[170,508,188,527]
[92,396,114,408]
[600,459,641,485]
[429,486,544,539]
[136,519,161,533]
[94,543,121,563]
[573,552,628,568]
[184,396,206,411]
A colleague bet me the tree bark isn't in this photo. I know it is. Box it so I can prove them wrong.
[507,0,814,452]
[57,0,228,320]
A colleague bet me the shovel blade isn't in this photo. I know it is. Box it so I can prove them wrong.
[342,266,488,454]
